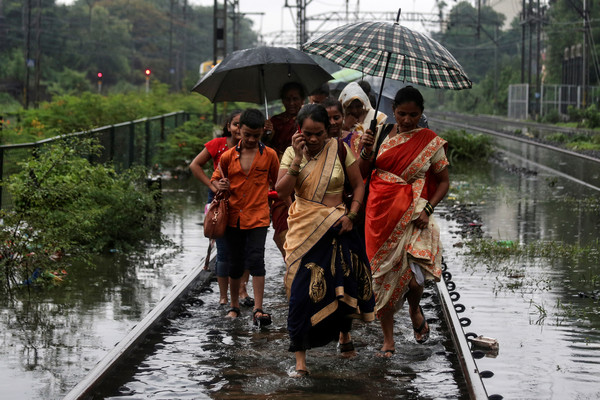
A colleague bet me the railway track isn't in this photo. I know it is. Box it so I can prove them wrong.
[429,111,600,165]
[63,245,497,399]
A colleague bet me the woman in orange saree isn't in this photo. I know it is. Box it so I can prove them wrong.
[359,86,450,356]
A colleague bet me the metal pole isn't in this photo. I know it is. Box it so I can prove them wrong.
[582,0,588,107]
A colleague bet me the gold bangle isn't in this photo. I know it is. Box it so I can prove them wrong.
[346,211,358,222]
[352,199,362,206]
[287,168,300,176]
[292,162,302,169]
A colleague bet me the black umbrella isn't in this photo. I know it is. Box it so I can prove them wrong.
[191,46,333,118]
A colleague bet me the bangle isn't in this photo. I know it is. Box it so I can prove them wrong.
[352,199,362,207]
[360,148,373,160]
[287,168,300,177]
[346,211,358,222]
[424,201,434,216]
[292,162,302,169]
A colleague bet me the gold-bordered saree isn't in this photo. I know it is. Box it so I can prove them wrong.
[284,139,375,350]
[365,127,449,318]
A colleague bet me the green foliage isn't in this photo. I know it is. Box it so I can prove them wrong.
[566,104,600,129]
[156,117,216,169]
[0,138,162,291]
[540,109,560,124]
[1,90,214,145]
[0,0,258,105]
[439,129,493,163]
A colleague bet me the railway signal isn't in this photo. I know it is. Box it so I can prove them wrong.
[97,72,103,93]
[145,69,151,93]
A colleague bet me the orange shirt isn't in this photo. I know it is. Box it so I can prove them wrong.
[211,142,279,229]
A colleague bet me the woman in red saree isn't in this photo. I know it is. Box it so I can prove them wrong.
[359,86,449,356]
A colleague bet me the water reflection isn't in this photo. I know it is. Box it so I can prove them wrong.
[0,177,209,400]
[441,139,600,399]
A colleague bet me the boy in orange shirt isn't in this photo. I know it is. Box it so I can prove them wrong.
[211,108,280,325]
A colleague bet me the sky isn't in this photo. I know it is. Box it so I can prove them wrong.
[190,0,444,43]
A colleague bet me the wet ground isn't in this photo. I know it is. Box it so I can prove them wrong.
[94,228,468,400]
[1,134,600,399]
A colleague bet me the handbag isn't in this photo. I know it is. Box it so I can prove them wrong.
[203,189,229,239]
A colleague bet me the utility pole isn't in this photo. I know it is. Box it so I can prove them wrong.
[582,0,588,107]
[169,0,174,89]
[34,0,41,107]
[520,0,526,83]
[24,0,31,109]
[297,0,307,49]
[213,0,227,123]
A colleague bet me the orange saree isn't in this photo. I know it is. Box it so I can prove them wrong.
[365,127,448,317]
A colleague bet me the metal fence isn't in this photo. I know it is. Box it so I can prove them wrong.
[508,83,600,119]
[0,111,189,209]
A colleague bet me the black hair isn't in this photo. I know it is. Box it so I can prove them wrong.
[221,109,242,137]
[239,108,265,130]
[280,81,306,99]
[309,83,330,97]
[392,86,424,111]
[296,103,330,131]
[358,80,371,95]
[321,97,343,114]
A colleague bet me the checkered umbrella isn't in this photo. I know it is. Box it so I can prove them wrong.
[302,20,472,91]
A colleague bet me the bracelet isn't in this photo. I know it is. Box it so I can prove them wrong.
[292,162,302,169]
[360,148,373,160]
[346,211,358,222]
[424,201,434,216]
[352,199,362,207]
[287,168,300,177]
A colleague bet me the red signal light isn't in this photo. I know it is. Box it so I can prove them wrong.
[97,72,103,78]
[145,69,151,76]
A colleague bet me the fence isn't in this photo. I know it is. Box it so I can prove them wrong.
[0,111,189,209]
[508,83,600,119]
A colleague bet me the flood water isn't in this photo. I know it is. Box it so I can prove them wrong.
[1,135,599,399]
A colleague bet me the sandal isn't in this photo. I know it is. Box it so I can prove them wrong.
[291,369,310,378]
[339,341,355,353]
[227,307,240,318]
[253,308,272,327]
[376,349,395,358]
[240,296,255,307]
[413,305,430,344]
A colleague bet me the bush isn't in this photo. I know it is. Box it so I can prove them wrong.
[1,138,162,291]
[540,109,560,124]
[156,117,216,170]
[439,129,493,163]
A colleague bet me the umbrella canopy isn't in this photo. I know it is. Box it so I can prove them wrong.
[302,20,471,91]
[191,46,334,115]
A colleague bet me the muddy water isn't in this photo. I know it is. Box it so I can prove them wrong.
[0,178,209,399]
[436,138,600,399]
[95,228,468,400]
[1,135,599,399]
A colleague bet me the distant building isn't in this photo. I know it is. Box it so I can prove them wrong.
[486,0,522,30]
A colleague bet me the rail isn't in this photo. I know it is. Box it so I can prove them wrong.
[63,250,216,400]
[429,114,600,165]
[435,260,500,399]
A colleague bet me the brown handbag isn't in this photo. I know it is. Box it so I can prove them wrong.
[204,189,229,239]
